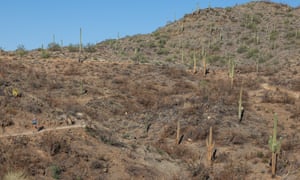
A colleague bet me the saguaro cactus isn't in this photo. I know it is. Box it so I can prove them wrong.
[176,120,180,144]
[202,48,207,76]
[228,58,235,88]
[193,52,197,74]
[79,28,83,53]
[268,113,281,178]
[206,126,215,164]
[238,85,244,122]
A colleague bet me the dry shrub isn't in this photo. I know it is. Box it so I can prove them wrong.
[261,91,295,104]
[0,138,44,177]
[86,97,125,115]
[173,81,196,94]
[260,66,278,76]
[47,80,64,90]
[25,69,47,89]
[157,96,184,110]
[290,79,300,91]
[188,163,210,179]
[39,133,71,156]
[0,118,14,128]
[63,64,82,76]
[238,65,256,74]
[161,65,188,79]
[154,137,197,161]
[182,125,209,141]
[25,100,43,114]
[290,105,300,120]
[111,76,128,84]
[126,165,158,179]
[181,103,204,118]
[214,152,229,163]
[281,137,300,152]
[242,77,261,90]
[214,160,251,180]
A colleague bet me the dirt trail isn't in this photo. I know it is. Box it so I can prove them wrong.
[261,83,300,99]
[0,122,86,138]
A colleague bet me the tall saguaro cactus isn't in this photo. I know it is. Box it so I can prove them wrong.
[202,47,207,77]
[268,113,281,178]
[193,52,197,74]
[228,58,235,88]
[176,120,180,144]
[206,126,215,164]
[79,28,83,54]
[238,85,244,122]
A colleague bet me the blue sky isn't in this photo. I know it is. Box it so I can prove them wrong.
[0,0,298,50]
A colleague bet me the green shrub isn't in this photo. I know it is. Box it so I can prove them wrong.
[48,43,61,51]
[270,31,278,41]
[50,165,61,179]
[157,48,169,55]
[16,45,27,58]
[41,50,51,58]
[84,43,97,53]
[68,44,79,52]
[246,48,259,58]
[237,46,248,54]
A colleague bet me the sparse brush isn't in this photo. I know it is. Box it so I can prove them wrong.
[268,113,282,178]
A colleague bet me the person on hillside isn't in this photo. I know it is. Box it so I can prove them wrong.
[32,117,38,129]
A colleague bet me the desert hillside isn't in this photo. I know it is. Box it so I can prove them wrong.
[0,1,299,179]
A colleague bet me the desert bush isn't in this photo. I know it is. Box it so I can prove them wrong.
[84,43,97,53]
[0,118,14,128]
[237,45,248,54]
[49,165,61,180]
[67,44,79,52]
[16,45,27,58]
[215,160,250,180]
[246,48,259,59]
[39,133,70,156]
[188,163,210,179]
[40,50,51,58]
[154,137,196,160]
[48,43,61,51]
[126,165,158,178]
[261,91,295,104]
